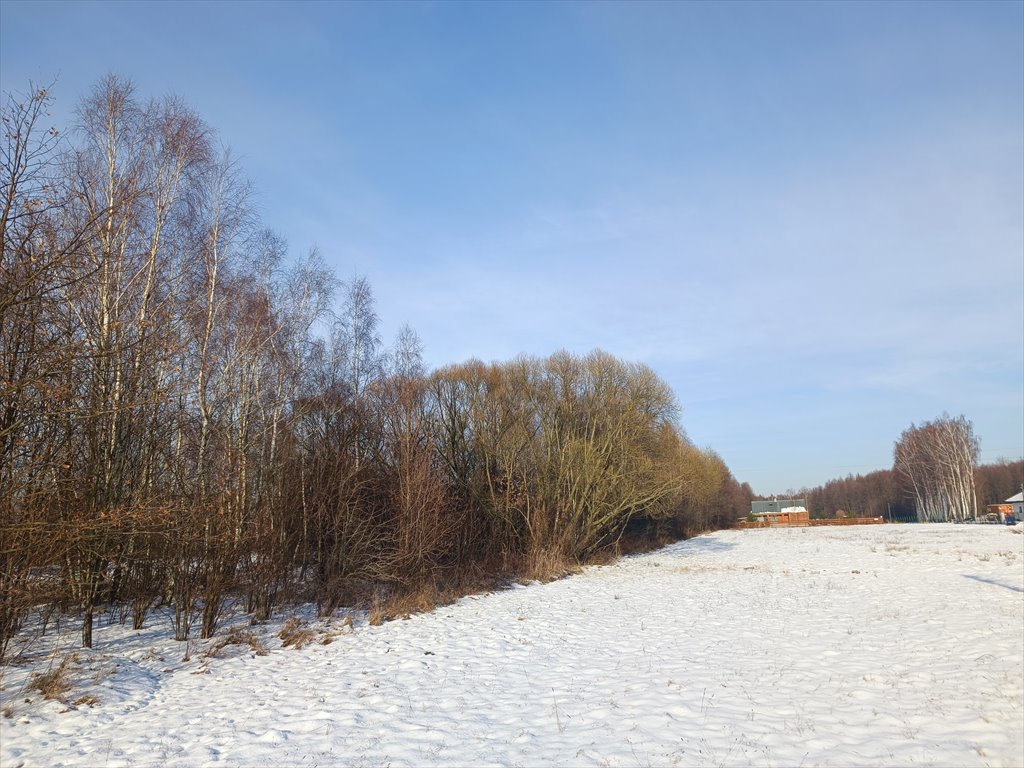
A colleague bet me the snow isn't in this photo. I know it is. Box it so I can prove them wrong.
[2,524,1022,768]
[780,505,806,513]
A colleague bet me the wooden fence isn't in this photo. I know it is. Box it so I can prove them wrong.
[737,516,886,529]
[808,517,886,526]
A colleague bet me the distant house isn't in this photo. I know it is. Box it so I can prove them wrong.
[749,499,809,527]
[751,499,806,515]
[986,492,1022,523]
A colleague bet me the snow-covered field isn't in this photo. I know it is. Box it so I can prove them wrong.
[2,524,1022,768]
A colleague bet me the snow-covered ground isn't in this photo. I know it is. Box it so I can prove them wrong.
[2,524,1022,768]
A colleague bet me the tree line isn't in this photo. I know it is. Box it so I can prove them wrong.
[1,77,750,660]
[792,415,1019,522]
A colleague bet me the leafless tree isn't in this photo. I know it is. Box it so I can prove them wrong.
[3,75,749,656]
[894,414,979,522]
[1,83,69,659]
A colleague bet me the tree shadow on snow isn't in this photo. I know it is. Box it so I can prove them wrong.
[963,574,1024,594]
[658,537,738,556]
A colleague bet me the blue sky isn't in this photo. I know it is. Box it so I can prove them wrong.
[3,0,1022,494]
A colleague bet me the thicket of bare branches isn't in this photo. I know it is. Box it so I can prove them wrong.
[894,414,980,523]
[0,78,747,660]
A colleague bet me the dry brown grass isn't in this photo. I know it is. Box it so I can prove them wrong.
[585,546,621,567]
[368,586,432,625]
[671,563,740,574]
[521,548,581,583]
[28,652,78,701]
[205,626,268,658]
[326,544,613,629]
[367,595,387,626]
[278,618,317,649]
[317,614,357,645]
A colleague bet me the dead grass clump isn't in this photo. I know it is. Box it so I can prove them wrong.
[367,583,449,625]
[205,625,268,658]
[585,547,619,567]
[391,584,440,617]
[672,564,741,574]
[28,652,78,701]
[73,694,100,707]
[318,614,357,644]
[522,548,581,583]
[367,594,387,626]
[278,618,317,649]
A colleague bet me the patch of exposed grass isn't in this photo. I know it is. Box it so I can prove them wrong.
[368,583,446,625]
[205,626,267,658]
[520,548,581,584]
[672,564,740,574]
[28,652,78,702]
[367,595,387,627]
[278,618,317,650]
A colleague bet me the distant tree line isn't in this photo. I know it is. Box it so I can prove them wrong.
[974,460,1024,510]
[1,78,750,660]
[793,415,1019,522]
[800,470,915,521]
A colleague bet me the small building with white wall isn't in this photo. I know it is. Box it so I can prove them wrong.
[1007,492,1023,521]
[987,492,1023,523]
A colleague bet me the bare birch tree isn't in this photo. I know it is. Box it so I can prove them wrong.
[894,414,979,522]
